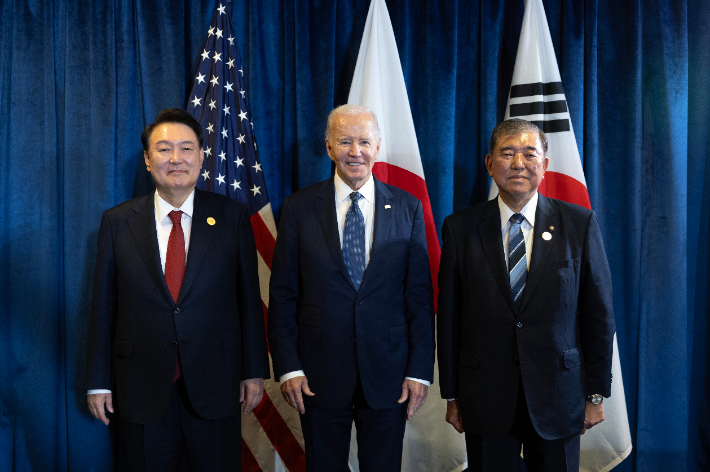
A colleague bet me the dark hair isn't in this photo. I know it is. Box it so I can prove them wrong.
[488,119,548,155]
[141,108,204,150]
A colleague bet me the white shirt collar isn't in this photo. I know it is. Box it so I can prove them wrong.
[334,172,375,205]
[498,192,538,229]
[154,189,195,221]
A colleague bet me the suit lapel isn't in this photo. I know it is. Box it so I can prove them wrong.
[178,190,217,305]
[478,199,518,314]
[360,178,393,289]
[315,178,356,290]
[519,195,556,312]
[127,194,174,306]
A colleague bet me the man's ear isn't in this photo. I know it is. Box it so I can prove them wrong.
[325,138,335,162]
[485,154,494,176]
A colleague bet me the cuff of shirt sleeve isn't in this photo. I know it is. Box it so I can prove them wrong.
[279,370,305,383]
[446,398,457,401]
[405,377,430,387]
[87,389,112,395]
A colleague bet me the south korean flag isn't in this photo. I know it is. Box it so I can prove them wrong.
[488,0,589,209]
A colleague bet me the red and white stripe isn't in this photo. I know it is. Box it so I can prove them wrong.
[242,203,307,472]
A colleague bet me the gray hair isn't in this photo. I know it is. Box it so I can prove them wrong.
[325,104,381,142]
[489,119,548,155]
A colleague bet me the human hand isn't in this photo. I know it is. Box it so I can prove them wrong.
[397,379,428,420]
[240,378,265,414]
[280,375,315,414]
[445,399,464,433]
[581,402,605,434]
[87,393,113,426]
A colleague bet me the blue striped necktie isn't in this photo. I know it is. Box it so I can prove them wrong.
[509,213,527,306]
[343,192,366,290]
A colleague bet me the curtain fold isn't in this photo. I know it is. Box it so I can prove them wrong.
[0,0,705,470]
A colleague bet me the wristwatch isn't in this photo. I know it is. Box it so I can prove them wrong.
[587,394,604,405]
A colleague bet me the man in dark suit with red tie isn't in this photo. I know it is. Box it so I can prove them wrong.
[267,105,435,471]
[437,119,615,471]
[85,108,269,471]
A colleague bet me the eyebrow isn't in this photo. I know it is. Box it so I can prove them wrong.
[498,146,539,152]
[153,139,196,146]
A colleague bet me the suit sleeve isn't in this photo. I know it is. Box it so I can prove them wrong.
[236,205,270,380]
[267,198,304,379]
[437,216,461,399]
[402,200,435,383]
[579,212,615,397]
[84,211,116,390]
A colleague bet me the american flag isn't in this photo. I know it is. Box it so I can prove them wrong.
[186,4,306,471]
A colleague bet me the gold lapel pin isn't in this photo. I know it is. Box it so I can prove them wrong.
[542,231,552,241]
[548,226,555,232]
[207,217,216,226]
[384,205,391,209]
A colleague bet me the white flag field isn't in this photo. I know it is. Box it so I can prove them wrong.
[489,0,633,470]
[347,0,465,471]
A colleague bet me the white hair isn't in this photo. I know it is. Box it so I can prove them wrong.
[325,104,381,141]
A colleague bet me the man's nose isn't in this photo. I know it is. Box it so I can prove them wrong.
[349,143,362,155]
[169,150,183,163]
[511,153,525,168]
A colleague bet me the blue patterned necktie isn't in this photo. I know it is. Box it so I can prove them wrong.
[343,192,366,290]
[509,213,527,306]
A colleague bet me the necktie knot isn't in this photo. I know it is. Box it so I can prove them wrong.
[350,192,362,204]
[169,210,183,226]
[510,213,525,225]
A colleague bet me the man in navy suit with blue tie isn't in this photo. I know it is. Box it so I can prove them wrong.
[438,119,615,471]
[268,105,435,471]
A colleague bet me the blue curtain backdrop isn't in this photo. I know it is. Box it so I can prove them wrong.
[0,0,704,470]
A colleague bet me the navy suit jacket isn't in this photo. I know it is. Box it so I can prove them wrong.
[437,195,615,440]
[84,189,269,424]
[268,176,435,410]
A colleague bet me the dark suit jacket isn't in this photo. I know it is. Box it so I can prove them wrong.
[268,176,435,410]
[84,189,269,424]
[437,195,615,440]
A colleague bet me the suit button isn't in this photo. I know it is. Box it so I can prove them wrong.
[174,307,180,315]
[356,300,364,306]
[171,341,178,348]
[516,322,523,328]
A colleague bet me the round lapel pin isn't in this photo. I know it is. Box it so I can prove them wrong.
[542,231,552,241]
[207,217,216,226]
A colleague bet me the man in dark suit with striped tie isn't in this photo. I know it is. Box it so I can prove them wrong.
[437,119,615,471]
[84,108,269,470]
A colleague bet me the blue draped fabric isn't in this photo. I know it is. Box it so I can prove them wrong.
[0,0,705,470]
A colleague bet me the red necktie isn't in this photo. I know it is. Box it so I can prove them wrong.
[165,210,185,381]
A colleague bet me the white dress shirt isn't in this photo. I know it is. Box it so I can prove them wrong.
[88,189,196,395]
[280,174,429,387]
[446,192,539,401]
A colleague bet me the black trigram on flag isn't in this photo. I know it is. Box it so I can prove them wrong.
[508,81,570,133]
